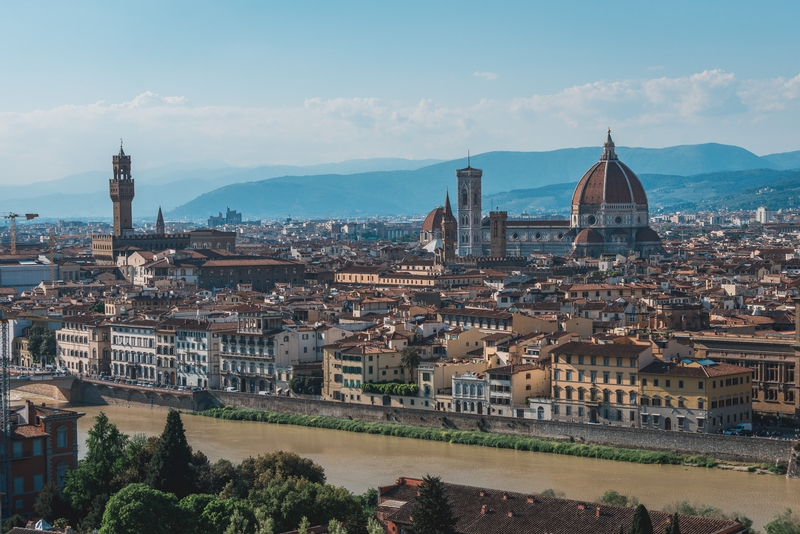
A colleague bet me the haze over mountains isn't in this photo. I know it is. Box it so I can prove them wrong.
[4,145,800,221]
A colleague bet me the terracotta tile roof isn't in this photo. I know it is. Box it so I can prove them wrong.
[11,425,49,439]
[551,341,650,357]
[382,479,745,534]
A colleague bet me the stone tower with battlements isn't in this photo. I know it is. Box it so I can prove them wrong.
[457,162,483,256]
[489,210,507,258]
[110,142,134,236]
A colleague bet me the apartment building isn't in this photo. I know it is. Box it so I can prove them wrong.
[109,319,158,382]
[550,341,654,425]
[55,315,110,375]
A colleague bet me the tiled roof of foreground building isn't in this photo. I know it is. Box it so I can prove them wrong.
[377,478,747,534]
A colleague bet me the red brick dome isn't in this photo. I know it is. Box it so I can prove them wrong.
[422,207,444,233]
[636,226,662,243]
[572,132,647,207]
[574,228,604,244]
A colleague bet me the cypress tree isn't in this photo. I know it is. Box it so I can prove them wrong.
[664,512,681,534]
[409,475,458,534]
[628,504,654,534]
[146,409,195,497]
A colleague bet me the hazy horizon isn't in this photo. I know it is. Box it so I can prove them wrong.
[2,1,800,185]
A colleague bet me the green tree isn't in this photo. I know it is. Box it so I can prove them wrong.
[34,482,76,524]
[237,451,326,493]
[98,483,186,534]
[328,519,348,534]
[664,512,681,534]
[765,509,800,534]
[146,409,195,498]
[600,490,639,508]
[366,517,384,534]
[628,504,654,534]
[90,300,105,314]
[202,499,256,534]
[401,347,422,382]
[3,514,26,533]
[27,324,56,365]
[297,517,310,534]
[65,412,129,514]
[409,475,458,534]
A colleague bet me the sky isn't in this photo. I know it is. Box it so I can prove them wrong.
[1,0,800,184]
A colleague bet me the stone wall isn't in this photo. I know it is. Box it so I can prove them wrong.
[80,381,199,412]
[200,391,794,465]
[14,383,70,402]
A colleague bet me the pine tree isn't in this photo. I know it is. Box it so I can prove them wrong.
[409,475,459,534]
[664,512,681,534]
[628,504,654,534]
[146,409,195,498]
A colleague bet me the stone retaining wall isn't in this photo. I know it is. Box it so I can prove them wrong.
[200,391,794,465]
[80,381,199,412]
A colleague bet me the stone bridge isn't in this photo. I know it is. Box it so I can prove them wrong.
[10,376,81,402]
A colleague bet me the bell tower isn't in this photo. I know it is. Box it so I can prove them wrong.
[441,191,457,262]
[110,141,134,237]
[456,156,483,257]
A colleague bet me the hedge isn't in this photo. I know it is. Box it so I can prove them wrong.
[195,406,721,468]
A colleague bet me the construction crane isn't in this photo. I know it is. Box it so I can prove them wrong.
[48,230,75,284]
[1,213,39,255]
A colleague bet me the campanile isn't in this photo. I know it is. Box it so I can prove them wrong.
[110,141,134,236]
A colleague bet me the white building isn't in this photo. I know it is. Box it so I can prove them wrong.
[110,319,158,382]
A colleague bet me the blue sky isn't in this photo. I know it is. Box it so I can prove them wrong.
[1,1,800,183]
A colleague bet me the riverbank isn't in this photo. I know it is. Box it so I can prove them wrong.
[195,406,784,473]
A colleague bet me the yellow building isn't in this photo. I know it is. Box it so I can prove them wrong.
[639,359,753,433]
[322,340,409,405]
[550,341,654,425]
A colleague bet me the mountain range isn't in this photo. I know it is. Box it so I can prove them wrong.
[3,145,800,220]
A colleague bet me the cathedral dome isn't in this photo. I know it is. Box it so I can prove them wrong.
[422,207,444,233]
[574,228,604,244]
[636,226,662,243]
[572,132,647,207]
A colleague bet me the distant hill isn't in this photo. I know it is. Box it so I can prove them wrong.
[3,143,796,219]
[167,144,788,220]
[761,150,800,171]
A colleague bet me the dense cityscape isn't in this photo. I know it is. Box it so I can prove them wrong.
[4,2,800,534]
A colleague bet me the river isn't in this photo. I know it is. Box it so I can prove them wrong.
[56,402,798,531]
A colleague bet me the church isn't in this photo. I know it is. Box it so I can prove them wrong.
[422,131,665,259]
[91,144,236,263]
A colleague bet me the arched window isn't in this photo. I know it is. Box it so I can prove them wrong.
[537,406,544,420]
[56,426,68,448]
[469,384,476,396]
[476,385,483,396]
[629,391,637,405]
[455,383,462,395]
[56,461,69,488]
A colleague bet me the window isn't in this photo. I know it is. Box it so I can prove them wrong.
[566,371,572,381]
[578,356,584,365]
[616,358,623,367]
[554,369,560,381]
[57,462,69,488]
[678,380,684,389]
[33,474,44,492]
[590,371,597,383]
[616,373,622,385]
[698,381,704,390]
[56,426,67,448]
[578,370,585,382]
[591,357,597,366]
[665,380,671,388]
[12,442,22,458]
[13,477,23,494]
[642,378,647,386]
[653,379,659,387]
[698,398,705,410]
[33,439,43,456]
[603,372,609,384]
[603,357,610,367]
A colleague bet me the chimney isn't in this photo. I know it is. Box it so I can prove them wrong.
[596,507,602,517]
[577,504,586,511]
[479,490,485,497]
[480,505,488,515]
[507,510,514,518]
[526,496,535,504]
[502,492,508,500]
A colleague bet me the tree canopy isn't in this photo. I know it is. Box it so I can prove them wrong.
[628,504,654,534]
[146,409,196,498]
[27,324,56,364]
[409,475,458,534]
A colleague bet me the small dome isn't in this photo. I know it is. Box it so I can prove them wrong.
[574,228,604,244]
[421,207,444,232]
[636,227,662,243]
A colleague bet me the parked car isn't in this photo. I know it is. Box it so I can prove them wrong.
[17,375,31,380]
[225,386,239,393]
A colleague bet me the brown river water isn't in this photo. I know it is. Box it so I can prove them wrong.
[53,402,800,531]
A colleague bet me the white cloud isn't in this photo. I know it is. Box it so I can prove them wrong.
[473,71,498,81]
[3,71,800,185]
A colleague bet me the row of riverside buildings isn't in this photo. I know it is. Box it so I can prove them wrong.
[319,307,754,434]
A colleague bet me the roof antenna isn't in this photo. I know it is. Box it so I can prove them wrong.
[468,150,470,167]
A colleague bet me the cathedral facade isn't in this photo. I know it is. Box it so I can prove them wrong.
[424,132,664,260]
